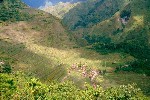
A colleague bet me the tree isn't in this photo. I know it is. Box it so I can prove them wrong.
[120,10,131,18]
[0,0,3,3]
[0,63,12,73]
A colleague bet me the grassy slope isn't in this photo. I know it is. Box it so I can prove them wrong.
[0,6,132,81]
[89,0,150,42]
[84,0,150,75]
[0,0,150,95]
[70,0,150,68]
[0,15,132,83]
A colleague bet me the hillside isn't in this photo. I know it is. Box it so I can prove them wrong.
[0,0,130,83]
[62,0,129,30]
[0,0,150,98]
[62,0,150,75]
[1,7,134,85]
[40,2,79,19]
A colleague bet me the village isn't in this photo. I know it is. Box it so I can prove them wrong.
[64,62,107,88]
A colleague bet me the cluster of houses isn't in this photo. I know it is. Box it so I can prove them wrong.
[68,63,99,83]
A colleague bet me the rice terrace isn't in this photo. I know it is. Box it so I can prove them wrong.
[0,0,150,99]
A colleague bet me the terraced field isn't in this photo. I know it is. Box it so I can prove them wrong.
[0,8,149,95]
[0,19,132,83]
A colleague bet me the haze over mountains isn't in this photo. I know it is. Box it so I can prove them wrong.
[22,0,88,18]
[0,0,150,99]
[22,0,87,8]
[40,2,79,18]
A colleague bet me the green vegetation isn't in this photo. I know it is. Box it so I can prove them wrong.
[0,62,12,73]
[0,0,150,99]
[0,72,149,100]
[65,0,150,76]
[120,10,131,18]
[0,0,31,22]
[105,73,150,96]
[62,0,131,30]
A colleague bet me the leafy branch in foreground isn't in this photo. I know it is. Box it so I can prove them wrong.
[0,72,148,100]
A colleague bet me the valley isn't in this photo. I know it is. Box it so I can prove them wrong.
[0,0,150,99]
[0,9,135,87]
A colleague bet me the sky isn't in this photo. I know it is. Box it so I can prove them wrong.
[22,0,87,8]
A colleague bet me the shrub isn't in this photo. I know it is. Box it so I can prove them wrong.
[103,84,148,100]
[0,74,16,99]
[120,10,131,18]
[0,72,148,99]
[0,62,12,73]
[0,0,31,22]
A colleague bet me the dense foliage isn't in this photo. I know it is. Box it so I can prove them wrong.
[120,10,131,18]
[0,0,149,99]
[0,0,30,22]
[0,72,148,100]
[85,33,150,75]
[62,0,123,30]
[0,62,12,73]
[73,0,150,76]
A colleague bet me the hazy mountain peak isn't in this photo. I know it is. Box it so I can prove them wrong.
[22,0,87,8]
[40,1,80,19]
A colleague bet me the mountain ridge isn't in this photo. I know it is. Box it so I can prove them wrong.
[61,0,150,75]
[40,2,79,19]
[0,0,150,98]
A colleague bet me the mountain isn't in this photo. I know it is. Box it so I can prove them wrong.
[0,0,75,80]
[0,0,150,98]
[40,2,79,19]
[21,0,88,8]
[62,0,126,30]
[1,0,131,85]
[39,0,88,19]
[61,0,150,75]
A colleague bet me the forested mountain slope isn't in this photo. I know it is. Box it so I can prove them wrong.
[1,0,134,85]
[0,0,150,99]
[62,0,130,30]
[62,0,150,75]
